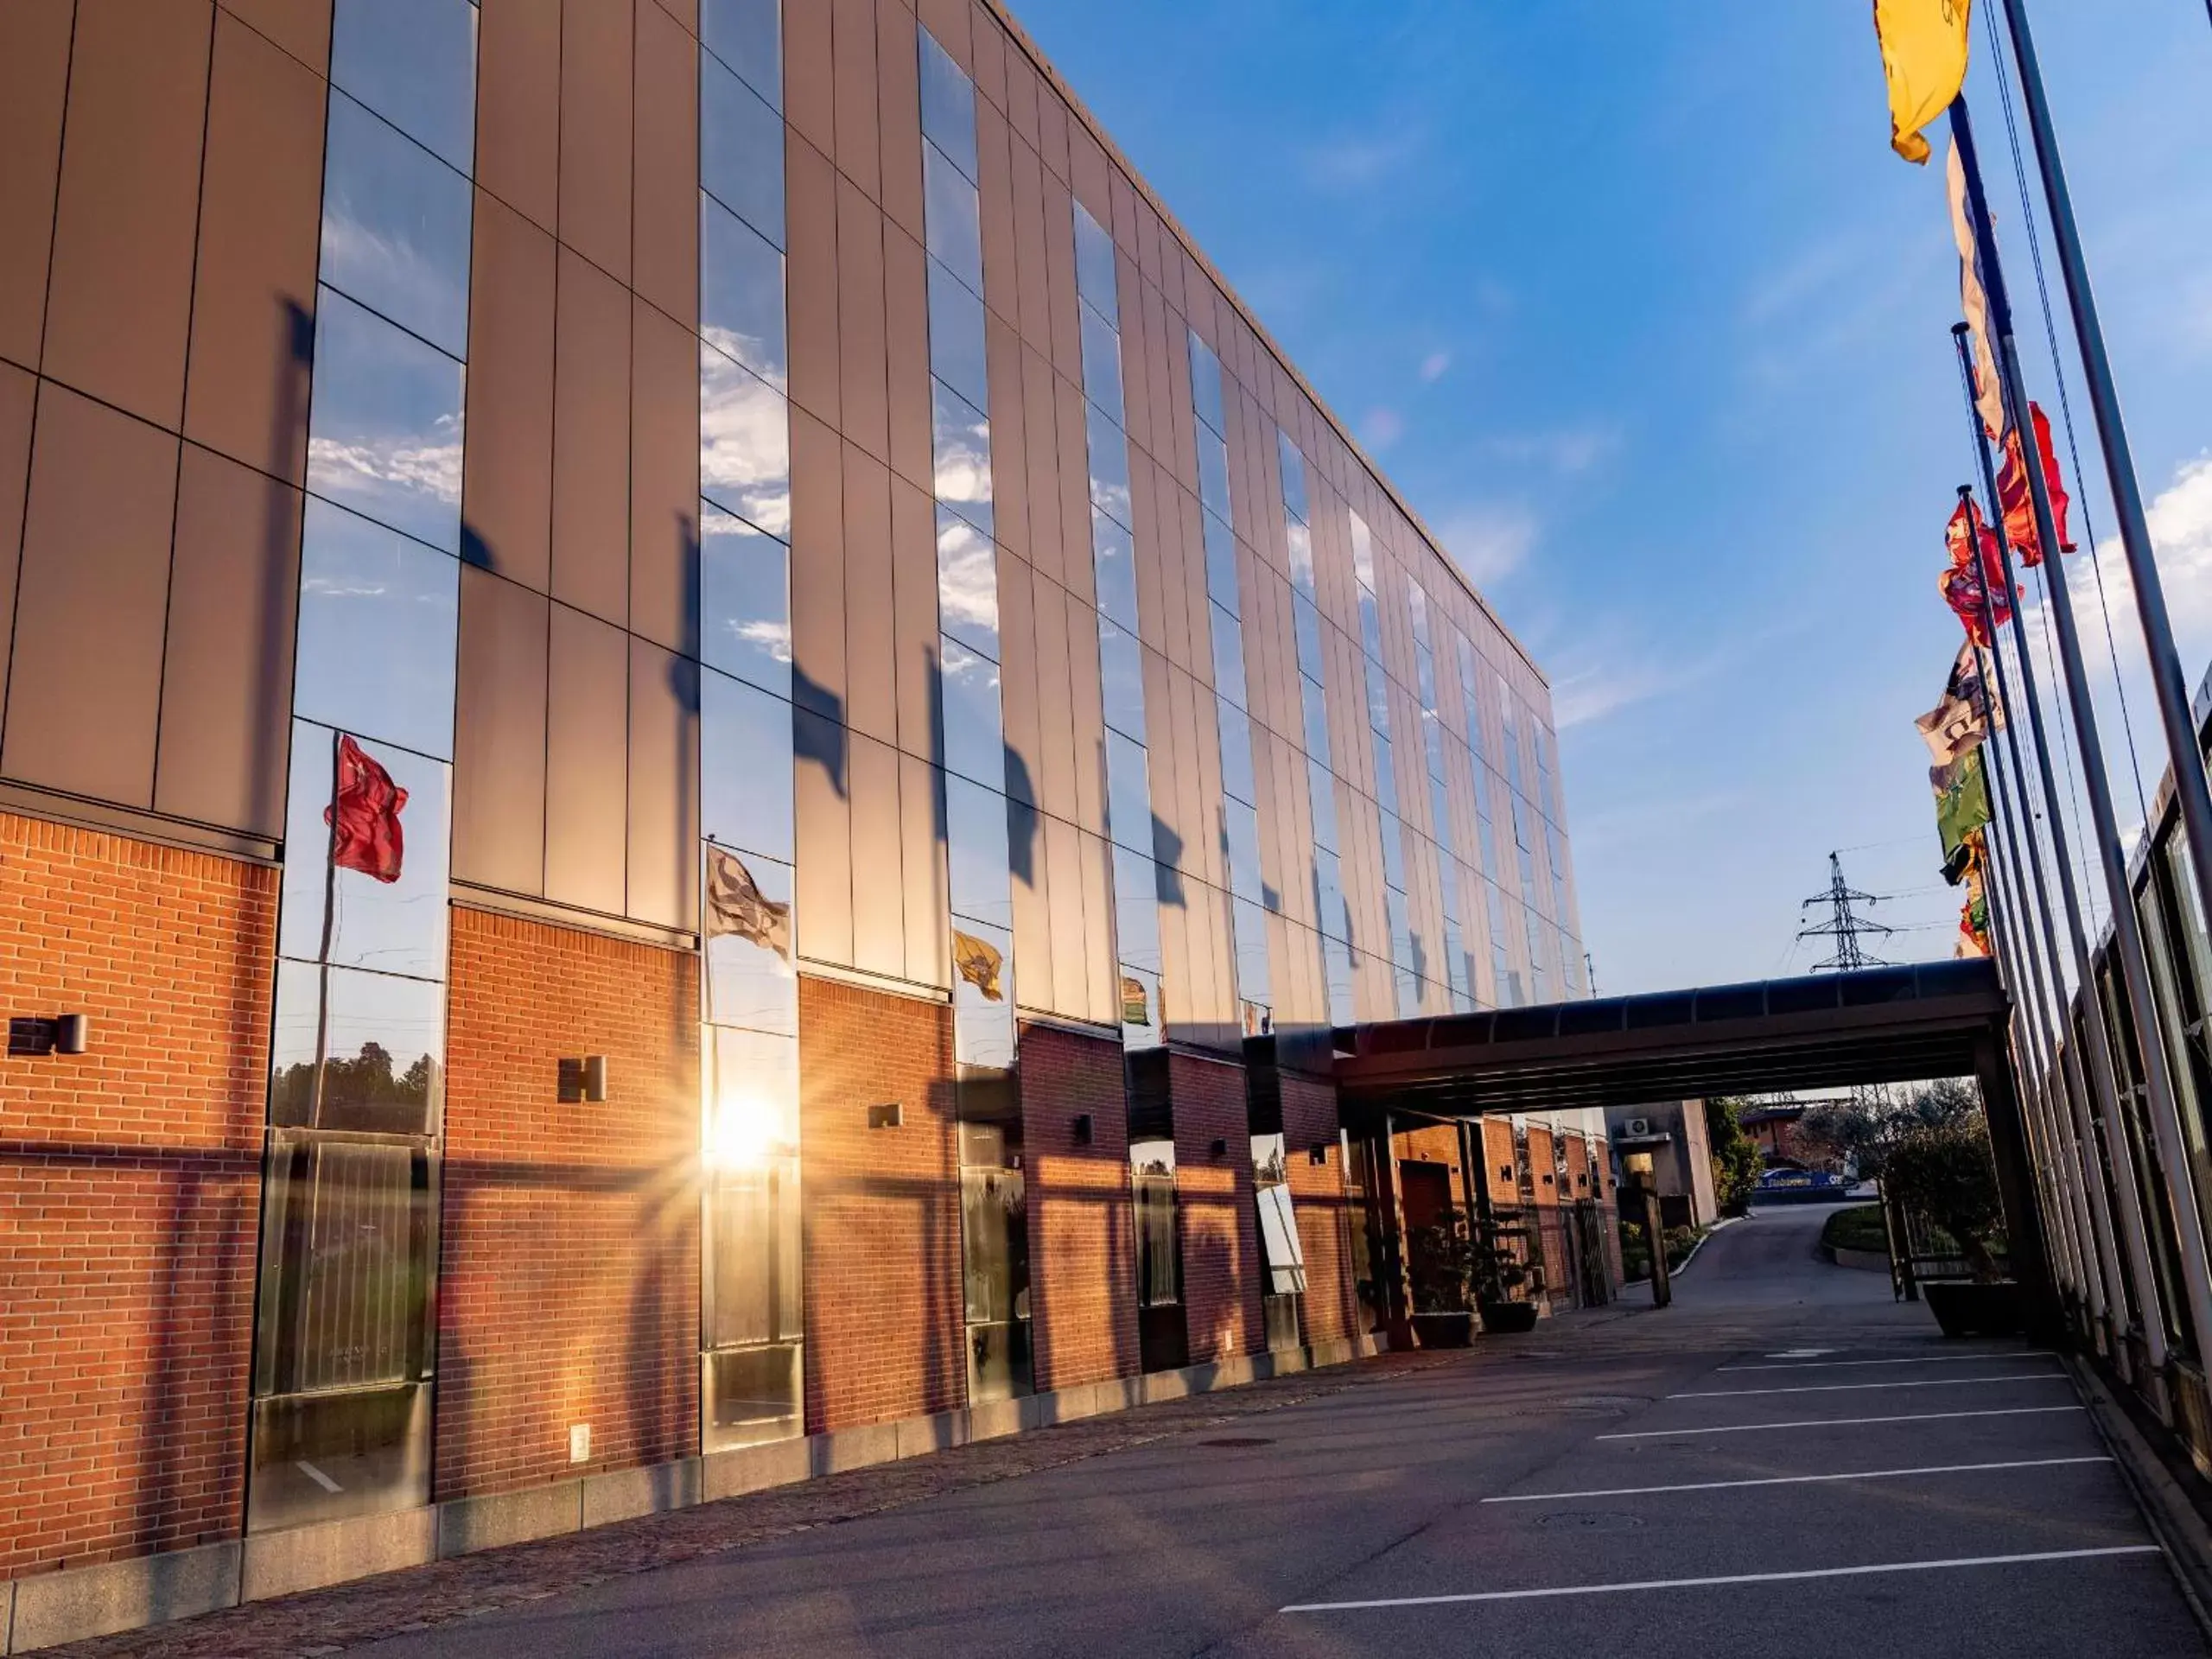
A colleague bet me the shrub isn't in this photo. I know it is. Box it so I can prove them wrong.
[1883,1121,2005,1281]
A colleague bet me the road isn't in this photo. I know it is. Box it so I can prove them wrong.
[171,1204,2199,1659]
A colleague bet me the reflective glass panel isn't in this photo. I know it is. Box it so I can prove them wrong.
[331,0,475,175]
[1196,431,1231,523]
[702,668,796,861]
[703,849,798,1036]
[1373,735,1398,822]
[1225,798,1263,908]
[1359,593,1385,678]
[1091,510,1140,633]
[927,257,989,411]
[701,340,791,539]
[1387,886,1412,967]
[932,380,994,537]
[1105,729,1153,855]
[918,29,977,181]
[936,506,1000,661]
[1348,509,1374,589]
[945,774,1014,931]
[1379,810,1406,893]
[702,195,787,390]
[1078,301,1122,418]
[1216,701,1255,811]
[293,500,460,760]
[1074,204,1117,315]
[270,960,322,1116]
[1209,601,1246,710]
[1424,717,1448,786]
[278,723,451,979]
[951,917,1016,1069]
[702,60,785,246]
[1407,582,1431,651]
[1085,399,1131,530]
[1113,843,1160,975]
[1234,897,1271,1020]
[707,1022,800,1166]
[701,501,791,697]
[1279,432,1308,526]
[702,0,782,108]
[1188,332,1224,437]
[270,965,446,1135]
[1300,675,1331,769]
[922,142,982,291]
[1308,757,1338,854]
[940,636,1004,787]
[1097,617,1147,744]
[321,93,472,359]
[308,288,465,554]
[1430,775,1454,859]
[1286,519,1315,598]
[1292,594,1325,682]
[1323,933,1356,1026]
[1202,512,1239,614]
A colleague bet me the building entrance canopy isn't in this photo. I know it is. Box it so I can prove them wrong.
[1332,959,2007,1122]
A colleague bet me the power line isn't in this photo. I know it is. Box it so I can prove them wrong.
[1796,851,1895,972]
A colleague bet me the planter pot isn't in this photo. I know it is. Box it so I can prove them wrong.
[1924,1281,2024,1338]
[1478,1300,1540,1335]
[1410,1311,1473,1349]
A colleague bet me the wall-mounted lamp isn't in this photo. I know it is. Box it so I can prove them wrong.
[1208,1137,1228,1158]
[868,1102,903,1129]
[55,1014,90,1055]
[6,1015,89,1058]
[557,1056,609,1103]
[1072,1112,1094,1146]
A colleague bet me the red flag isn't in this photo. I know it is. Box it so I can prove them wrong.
[1944,498,2009,597]
[324,734,407,883]
[1996,403,2076,568]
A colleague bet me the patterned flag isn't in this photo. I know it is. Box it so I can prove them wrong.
[1998,403,2076,567]
[324,734,406,883]
[1935,748,1993,861]
[1873,0,1973,165]
[1120,973,1151,1027]
[1946,138,2005,441]
[1916,642,2001,765]
[705,844,791,961]
[952,929,1005,1001]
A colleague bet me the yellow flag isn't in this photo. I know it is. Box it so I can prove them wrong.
[1873,0,1973,164]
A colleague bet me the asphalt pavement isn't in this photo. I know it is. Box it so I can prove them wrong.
[327,1202,2204,1659]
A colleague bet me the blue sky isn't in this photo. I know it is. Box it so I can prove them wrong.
[1011,0,2212,995]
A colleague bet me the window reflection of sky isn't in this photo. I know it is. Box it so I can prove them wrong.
[294,499,460,760]
[700,502,791,697]
[918,32,977,181]
[1076,207,1117,317]
[704,851,798,1038]
[1090,511,1140,634]
[702,53,785,246]
[935,508,999,660]
[927,260,989,412]
[1096,618,1146,745]
[701,338,791,539]
[321,92,472,359]
[307,289,464,555]
[922,143,982,293]
[702,197,787,391]
[702,668,796,864]
[931,381,995,537]
[702,0,781,110]
[1084,401,1131,531]
[944,775,1013,932]
[939,637,1004,788]
[952,917,1015,1069]
[331,0,477,175]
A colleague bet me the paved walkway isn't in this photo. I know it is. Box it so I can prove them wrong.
[56,1205,2207,1656]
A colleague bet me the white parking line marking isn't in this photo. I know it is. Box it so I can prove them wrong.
[1480,1456,2112,1503]
[1598,1404,2084,1440]
[1672,1372,2064,1400]
[1279,1546,2162,1613]
[1719,1352,2036,1374]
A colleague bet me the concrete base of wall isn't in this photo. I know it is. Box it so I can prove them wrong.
[3,1337,1365,1652]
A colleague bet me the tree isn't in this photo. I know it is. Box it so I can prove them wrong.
[1884,1119,2005,1281]
[1802,1079,1980,1179]
[1704,1097,1764,1217]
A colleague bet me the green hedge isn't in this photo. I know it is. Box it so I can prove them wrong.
[1821,1204,1890,1255]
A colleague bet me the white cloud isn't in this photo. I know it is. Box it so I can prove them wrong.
[1300,125,1425,194]
[1483,422,1622,479]
[1419,350,1452,384]
[1435,505,1537,588]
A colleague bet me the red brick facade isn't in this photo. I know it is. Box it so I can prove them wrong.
[436,907,702,1500]
[0,813,272,1574]
[798,976,964,1429]
[1281,1073,1356,1346]
[1168,1054,1262,1364]
[1019,1023,1140,1390]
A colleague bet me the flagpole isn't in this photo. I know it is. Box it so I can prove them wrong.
[1996,0,2212,956]
[1960,485,2105,1325]
[1954,95,2212,1385]
[1950,310,2145,1363]
[1964,473,2114,1336]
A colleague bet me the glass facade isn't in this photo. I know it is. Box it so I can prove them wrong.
[249,0,477,1536]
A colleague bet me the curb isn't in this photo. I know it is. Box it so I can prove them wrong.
[2064,1353,2212,1641]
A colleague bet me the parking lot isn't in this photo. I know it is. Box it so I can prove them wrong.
[58,1205,2206,1658]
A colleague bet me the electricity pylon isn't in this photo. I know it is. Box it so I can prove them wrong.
[1797,851,1893,972]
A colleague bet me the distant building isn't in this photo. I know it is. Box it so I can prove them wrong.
[1605,1101,1718,1229]
[1738,1101,1808,1161]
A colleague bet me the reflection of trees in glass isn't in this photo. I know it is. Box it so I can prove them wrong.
[273,1041,436,1130]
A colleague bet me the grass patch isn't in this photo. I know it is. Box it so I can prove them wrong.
[1821,1203,1890,1255]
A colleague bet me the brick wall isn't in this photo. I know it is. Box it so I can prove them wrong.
[1481,1117,1517,1208]
[798,976,963,1430]
[1019,1023,1139,1390]
[0,812,272,1575]
[437,907,700,1501]
[1280,1073,1356,1345]
[1168,1053,1261,1365]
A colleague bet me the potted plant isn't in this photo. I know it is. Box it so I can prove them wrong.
[1405,1210,1477,1348]
[1883,1121,2020,1338]
[1471,1214,1539,1334]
